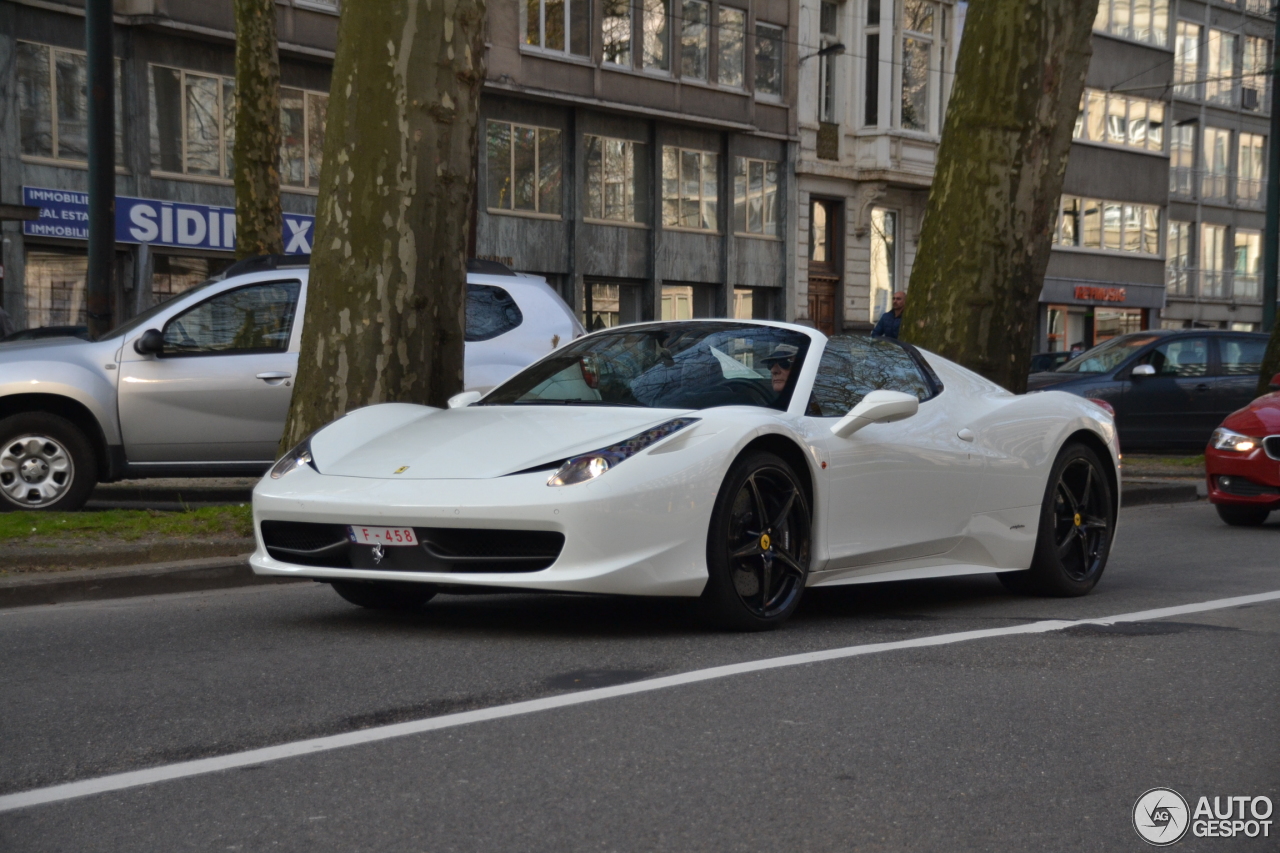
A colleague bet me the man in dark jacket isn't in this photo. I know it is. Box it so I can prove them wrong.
[872,291,906,339]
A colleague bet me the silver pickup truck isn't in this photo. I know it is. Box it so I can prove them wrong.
[0,258,582,511]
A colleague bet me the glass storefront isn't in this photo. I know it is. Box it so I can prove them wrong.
[24,251,88,328]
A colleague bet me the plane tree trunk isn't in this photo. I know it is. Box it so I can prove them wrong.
[902,0,1099,393]
[232,0,283,257]
[280,0,487,450]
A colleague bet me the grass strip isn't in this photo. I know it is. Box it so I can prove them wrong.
[0,505,253,543]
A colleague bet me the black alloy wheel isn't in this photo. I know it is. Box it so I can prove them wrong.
[330,580,438,610]
[1001,443,1114,597]
[701,451,811,630]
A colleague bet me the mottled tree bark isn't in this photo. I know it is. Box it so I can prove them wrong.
[279,0,486,449]
[233,0,284,257]
[902,0,1098,393]
[1259,327,1280,397]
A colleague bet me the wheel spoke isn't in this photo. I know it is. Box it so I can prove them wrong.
[1057,480,1079,515]
[772,548,805,578]
[731,540,764,559]
[746,475,768,529]
[759,559,773,610]
[1076,464,1094,513]
[769,488,797,532]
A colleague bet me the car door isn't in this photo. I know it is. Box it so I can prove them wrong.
[1215,335,1268,420]
[117,279,301,463]
[1121,335,1215,448]
[807,336,981,570]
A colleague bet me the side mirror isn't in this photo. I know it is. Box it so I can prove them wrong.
[1131,364,1156,377]
[447,390,483,408]
[830,390,920,439]
[133,328,164,355]
[1269,373,1280,391]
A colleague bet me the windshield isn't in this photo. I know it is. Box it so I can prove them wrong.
[1054,334,1162,374]
[103,278,220,340]
[482,322,812,410]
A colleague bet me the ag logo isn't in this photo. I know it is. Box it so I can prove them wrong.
[1133,787,1190,846]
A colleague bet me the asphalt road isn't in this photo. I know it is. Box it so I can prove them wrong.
[1,501,1276,852]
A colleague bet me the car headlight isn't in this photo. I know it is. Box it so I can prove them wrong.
[270,436,317,479]
[548,417,699,486]
[1210,427,1259,453]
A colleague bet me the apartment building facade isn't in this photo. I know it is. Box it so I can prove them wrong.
[0,0,800,334]
[794,0,958,334]
[0,0,336,332]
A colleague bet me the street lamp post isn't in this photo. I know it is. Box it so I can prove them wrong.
[85,0,114,339]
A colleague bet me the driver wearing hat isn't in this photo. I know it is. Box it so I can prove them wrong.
[761,344,799,393]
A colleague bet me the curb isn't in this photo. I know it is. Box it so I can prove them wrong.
[0,540,258,573]
[1122,478,1204,507]
[0,556,305,609]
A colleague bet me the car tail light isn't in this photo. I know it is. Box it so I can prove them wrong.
[1086,398,1115,418]
[580,356,599,389]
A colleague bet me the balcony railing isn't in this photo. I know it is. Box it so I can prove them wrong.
[1168,168,1264,206]
[1167,268,1262,302]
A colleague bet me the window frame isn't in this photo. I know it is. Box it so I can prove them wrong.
[148,63,237,183]
[584,134,645,225]
[733,156,780,238]
[754,22,785,101]
[1073,88,1165,154]
[278,86,329,192]
[680,0,711,81]
[1095,0,1171,48]
[521,0,592,58]
[717,6,747,89]
[17,40,125,169]
[157,280,302,359]
[1052,195,1162,258]
[485,120,564,219]
[661,146,719,232]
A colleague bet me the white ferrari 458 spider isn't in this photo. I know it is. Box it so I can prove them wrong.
[251,320,1120,630]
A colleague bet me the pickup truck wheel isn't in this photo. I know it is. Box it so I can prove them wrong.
[0,413,98,512]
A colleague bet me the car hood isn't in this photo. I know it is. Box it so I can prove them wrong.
[312,404,696,480]
[1025,371,1089,391]
[1222,391,1280,437]
[0,336,96,356]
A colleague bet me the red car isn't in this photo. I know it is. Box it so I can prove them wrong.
[1205,372,1280,526]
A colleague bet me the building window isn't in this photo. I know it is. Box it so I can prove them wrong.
[486,121,563,216]
[818,0,838,122]
[16,42,123,166]
[1201,223,1228,298]
[1205,29,1238,107]
[149,65,235,178]
[680,0,710,80]
[585,135,643,223]
[643,0,672,71]
[661,284,715,318]
[733,157,779,236]
[662,147,718,231]
[755,23,784,98]
[718,7,746,88]
[1242,36,1271,111]
[1170,124,1195,197]
[900,1,935,131]
[1074,89,1165,153]
[733,287,774,319]
[603,0,632,66]
[1166,220,1192,296]
[1238,133,1266,205]
[587,281,644,328]
[1235,229,1262,301]
[1054,195,1160,256]
[1173,22,1201,100]
[864,1,880,127]
[1202,126,1230,201]
[523,0,590,55]
[1095,0,1169,47]
[868,208,896,322]
[279,88,328,190]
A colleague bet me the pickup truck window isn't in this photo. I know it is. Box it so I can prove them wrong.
[162,281,300,356]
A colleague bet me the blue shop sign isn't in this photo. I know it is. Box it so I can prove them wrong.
[21,187,315,255]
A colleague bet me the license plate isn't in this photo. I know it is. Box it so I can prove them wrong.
[348,526,418,547]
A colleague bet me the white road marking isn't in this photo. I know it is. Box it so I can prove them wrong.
[2,589,1278,813]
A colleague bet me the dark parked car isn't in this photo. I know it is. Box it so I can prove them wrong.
[1029,351,1073,373]
[1025,329,1271,451]
[1,325,90,343]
